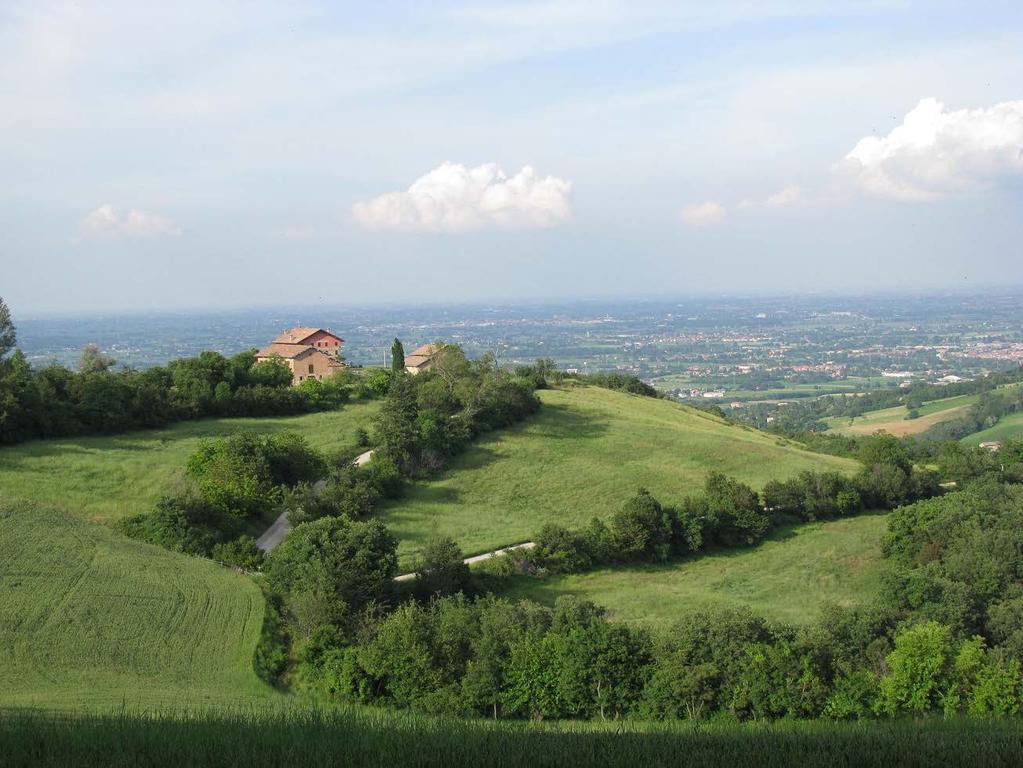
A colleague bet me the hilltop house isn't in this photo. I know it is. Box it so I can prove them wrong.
[404,343,443,375]
[256,327,345,385]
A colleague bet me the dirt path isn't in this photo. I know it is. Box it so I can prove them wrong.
[393,542,536,582]
[255,450,375,553]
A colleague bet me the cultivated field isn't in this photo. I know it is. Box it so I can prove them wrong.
[0,502,277,710]
[4,707,1022,768]
[499,512,888,626]
[379,384,857,566]
[0,401,381,525]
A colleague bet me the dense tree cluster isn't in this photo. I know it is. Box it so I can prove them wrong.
[375,346,540,474]
[119,431,325,566]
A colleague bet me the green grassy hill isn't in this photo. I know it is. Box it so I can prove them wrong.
[380,384,857,566]
[0,501,278,710]
[0,401,380,525]
[498,512,888,626]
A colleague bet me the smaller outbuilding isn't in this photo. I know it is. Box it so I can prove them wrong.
[404,343,444,375]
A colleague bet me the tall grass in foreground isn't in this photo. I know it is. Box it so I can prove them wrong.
[2,707,1022,768]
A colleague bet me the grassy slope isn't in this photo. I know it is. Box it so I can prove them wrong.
[498,513,888,627]
[962,410,1023,445]
[380,385,856,566]
[0,400,381,525]
[0,502,279,710]
[825,394,976,437]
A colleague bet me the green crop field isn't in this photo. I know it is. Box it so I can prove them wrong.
[497,512,888,626]
[0,502,278,710]
[962,410,1023,445]
[379,385,857,567]
[4,707,1022,768]
[825,393,977,437]
[0,401,381,526]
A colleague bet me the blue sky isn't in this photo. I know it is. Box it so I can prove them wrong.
[2,1,1022,313]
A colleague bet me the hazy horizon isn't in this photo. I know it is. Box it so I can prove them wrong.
[11,282,1023,322]
[3,1,1022,313]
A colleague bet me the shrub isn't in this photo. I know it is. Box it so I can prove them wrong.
[211,535,264,569]
[532,524,593,574]
[291,466,381,524]
[609,489,673,562]
[414,536,471,598]
[265,516,398,633]
[360,368,394,398]
[118,488,237,555]
[703,473,769,547]
[186,431,321,519]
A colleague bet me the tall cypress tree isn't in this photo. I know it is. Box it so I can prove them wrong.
[0,296,15,365]
[376,373,419,469]
[390,337,405,372]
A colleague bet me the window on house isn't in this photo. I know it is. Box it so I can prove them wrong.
[308,364,315,374]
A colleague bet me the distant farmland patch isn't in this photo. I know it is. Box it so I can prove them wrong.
[825,394,977,437]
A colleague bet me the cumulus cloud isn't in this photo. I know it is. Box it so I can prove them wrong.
[737,184,803,210]
[352,162,572,232]
[838,98,1023,201]
[680,201,726,228]
[82,204,182,237]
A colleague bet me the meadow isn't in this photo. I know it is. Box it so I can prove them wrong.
[3,707,1021,768]
[498,512,888,626]
[0,501,277,710]
[0,400,381,525]
[379,385,857,566]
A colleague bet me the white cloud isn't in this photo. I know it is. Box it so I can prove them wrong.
[352,162,572,232]
[838,98,1023,201]
[680,201,726,228]
[82,204,182,237]
[738,184,803,210]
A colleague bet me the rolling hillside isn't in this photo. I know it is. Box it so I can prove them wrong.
[379,384,858,565]
[0,502,277,710]
[0,400,381,525]
[499,513,889,626]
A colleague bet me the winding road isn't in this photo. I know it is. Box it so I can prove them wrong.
[393,542,536,582]
[255,449,375,552]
